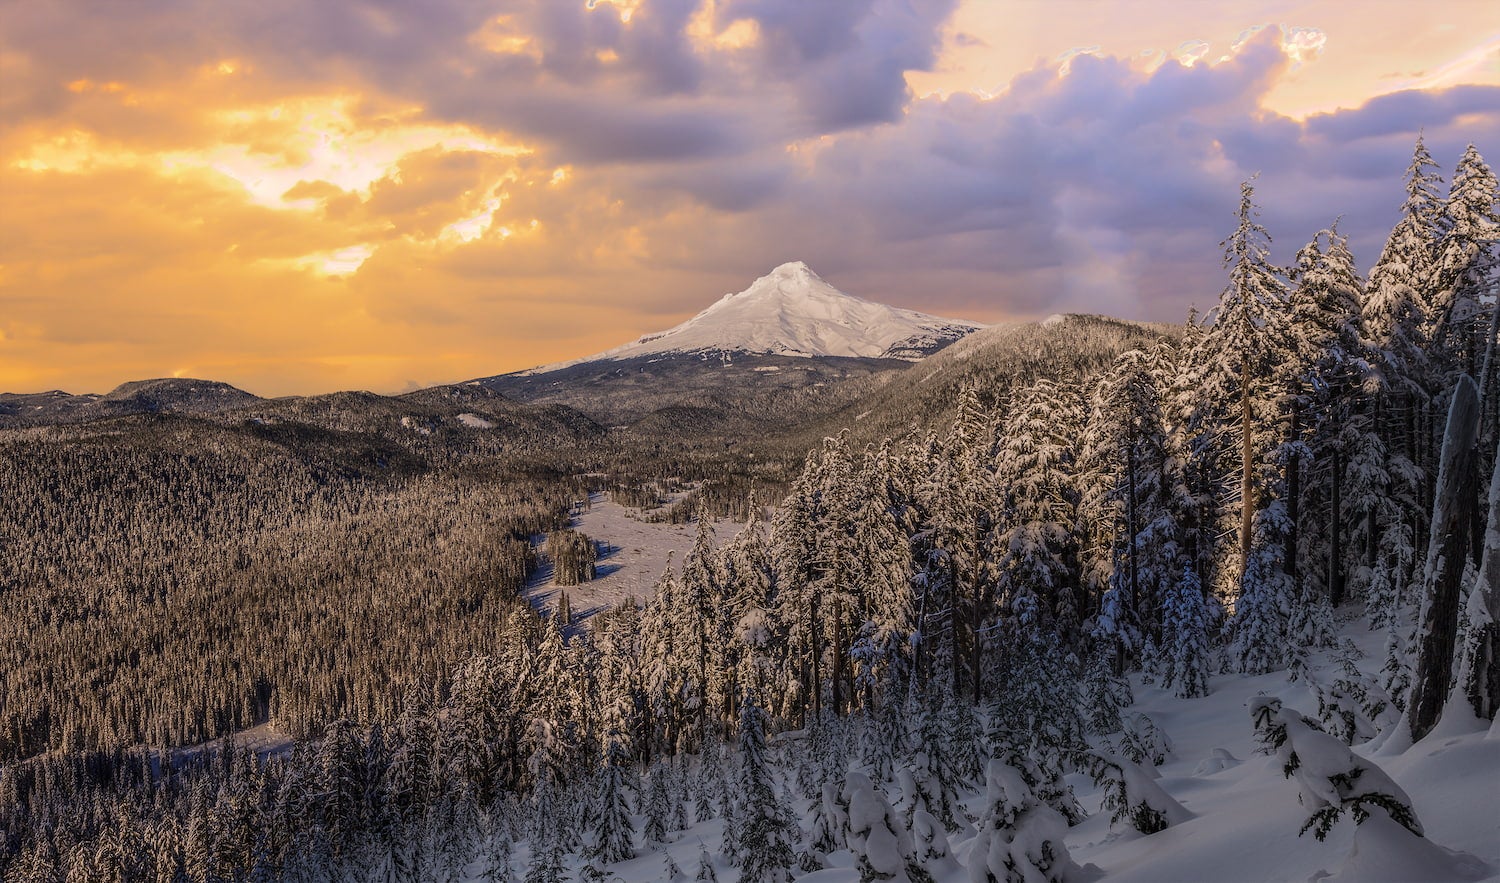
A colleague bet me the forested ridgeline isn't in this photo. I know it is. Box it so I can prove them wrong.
[1,137,1498,881]
[0,420,589,762]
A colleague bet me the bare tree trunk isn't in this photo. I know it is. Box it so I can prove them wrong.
[809,589,822,719]
[1474,297,1500,568]
[1329,447,1345,606]
[971,592,984,703]
[831,598,844,716]
[1407,376,1481,741]
[951,556,963,699]
[1367,394,1383,574]
[1285,401,1302,590]
[1126,431,1140,623]
[1465,414,1500,721]
[969,550,986,703]
[1241,358,1255,579]
[913,571,929,692]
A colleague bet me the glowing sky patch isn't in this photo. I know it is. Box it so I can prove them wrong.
[185,98,528,209]
[294,244,376,277]
[444,196,503,243]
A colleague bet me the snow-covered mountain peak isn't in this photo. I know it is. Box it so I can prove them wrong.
[518,263,984,374]
[766,259,814,278]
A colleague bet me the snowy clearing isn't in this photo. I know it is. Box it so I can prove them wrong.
[527,491,746,616]
[457,412,497,429]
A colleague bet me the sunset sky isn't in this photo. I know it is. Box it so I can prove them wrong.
[2,0,1498,396]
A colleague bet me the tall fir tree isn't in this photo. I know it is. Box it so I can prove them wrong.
[729,695,795,883]
[589,732,634,865]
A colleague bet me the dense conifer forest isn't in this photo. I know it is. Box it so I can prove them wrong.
[0,137,1496,882]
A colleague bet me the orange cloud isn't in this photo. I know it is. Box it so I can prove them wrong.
[0,90,737,395]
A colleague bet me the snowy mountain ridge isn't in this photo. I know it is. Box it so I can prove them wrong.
[516,261,984,375]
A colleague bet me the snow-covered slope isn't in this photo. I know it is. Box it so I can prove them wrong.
[519,261,983,374]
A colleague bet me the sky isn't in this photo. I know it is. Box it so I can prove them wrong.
[1,0,1498,396]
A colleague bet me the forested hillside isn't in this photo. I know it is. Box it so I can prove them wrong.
[0,137,1497,882]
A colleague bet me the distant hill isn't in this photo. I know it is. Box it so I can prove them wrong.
[0,378,261,427]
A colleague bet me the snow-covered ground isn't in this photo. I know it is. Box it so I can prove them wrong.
[461,610,1500,883]
[177,721,294,761]
[527,491,745,618]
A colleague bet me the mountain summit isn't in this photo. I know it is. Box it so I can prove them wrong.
[521,261,983,374]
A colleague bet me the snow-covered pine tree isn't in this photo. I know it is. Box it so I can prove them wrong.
[994,378,1084,647]
[678,511,723,746]
[641,560,684,756]
[1317,639,1394,745]
[589,732,634,865]
[897,696,968,833]
[924,382,999,700]
[1111,712,1173,768]
[644,759,672,844]
[1165,309,1237,602]
[1162,563,1212,698]
[664,849,685,882]
[671,757,691,832]
[478,829,516,883]
[771,457,825,724]
[812,778,846,856]
[1360,137,1443,588]
[317,719,366,860]
[1284,224,1367,608]
[840,770,932,883]
[1081,347,1179,663]
[1208,179,1293,622]
[989,594,1086,762]
[852,443,919,705]
[729,694,795,883]
[1084,751,1190,835]
[936,689,982,790]
[523,715,569,847]
[816,436,862,716]
[967,760,1082,883]
[799,778,837,871]
[697,842,720,882]
[388,697,438,875]
[1431,144,1499,383]
[1251,696,1422,839]
[1367,135,1442,371]
[860,699,906,784]
[1234,501,1294,674]
[720,495,775,726]
[693,748,717,824]
[909,805,954,872]
[1460,410,1500,722]
[522,833,565,883]
[1081,646,1131,734]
